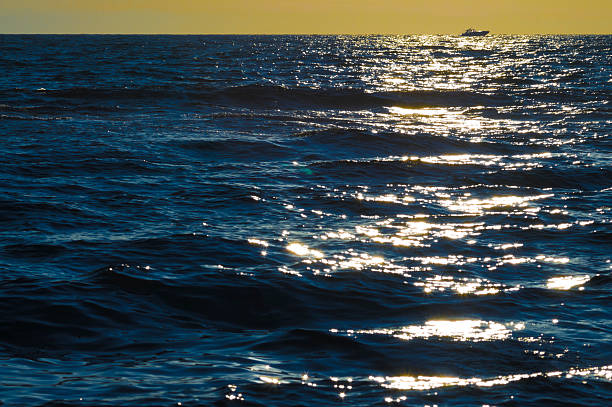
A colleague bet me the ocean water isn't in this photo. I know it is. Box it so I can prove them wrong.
[0,34,611,406]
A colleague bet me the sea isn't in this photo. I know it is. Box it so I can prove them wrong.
[0,34,611,406]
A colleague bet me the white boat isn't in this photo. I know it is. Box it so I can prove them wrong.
[461,28,489,37]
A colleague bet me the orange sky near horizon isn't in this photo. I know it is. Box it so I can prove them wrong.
[1,0,610,34]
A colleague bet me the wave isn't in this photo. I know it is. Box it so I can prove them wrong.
[519,87,608,103]
[43,86,174,101]
[211,84,515,109]
[292,127,523,156]
[12,81,607,115]
[177,138,293,160]
[585,273,612,288]
[488,76,542,85]
[3,243,68,259]
[4,84,516,111]
[302,156,612,191]
[484,167,612,190]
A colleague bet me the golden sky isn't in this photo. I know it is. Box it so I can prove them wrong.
[1,0,610,34]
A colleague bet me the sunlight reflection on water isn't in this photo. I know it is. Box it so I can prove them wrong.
[547,275,590,290]
[332,319,520,342]
[373,365,612,392]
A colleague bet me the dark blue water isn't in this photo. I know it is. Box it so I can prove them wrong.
[1,34,611,406]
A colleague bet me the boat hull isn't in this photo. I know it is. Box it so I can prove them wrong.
[461,30,489,37]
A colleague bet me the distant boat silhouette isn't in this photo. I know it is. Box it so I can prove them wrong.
[461,28,489,37]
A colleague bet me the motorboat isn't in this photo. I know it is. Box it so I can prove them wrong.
[461,28,489,37]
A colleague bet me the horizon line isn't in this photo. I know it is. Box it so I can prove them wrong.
[2,32,611,36]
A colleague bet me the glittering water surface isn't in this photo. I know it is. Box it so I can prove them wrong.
[1,35,611,406]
